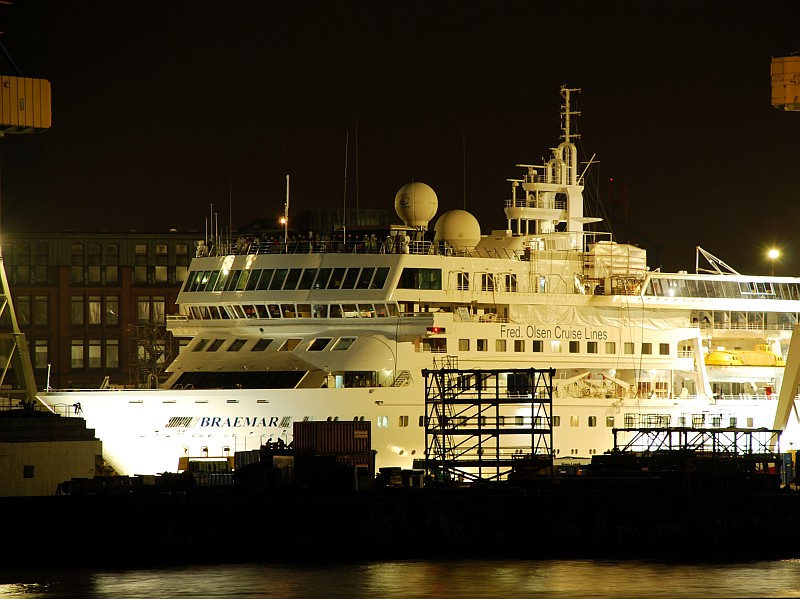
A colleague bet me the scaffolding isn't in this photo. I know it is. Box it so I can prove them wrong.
[612,427,781,457]
[422,365,554,483]
[127,324,172,389]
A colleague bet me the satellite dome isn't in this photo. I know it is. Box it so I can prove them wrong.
[434,209,481,250]
[394,182,438,229]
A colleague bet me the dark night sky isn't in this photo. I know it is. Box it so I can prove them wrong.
[0,0,798,274]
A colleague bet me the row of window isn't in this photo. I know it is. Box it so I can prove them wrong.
[455,338,671,356]
[184,301,400,321]
[12,295,168,327]
[647,277,800,301]
[456,272,518,292]
[11,264,190,287]
[192,336,357,353]
[69,339,122,370]
[27,339,122,371]
[183,266,391,294]
[373,413,757,429]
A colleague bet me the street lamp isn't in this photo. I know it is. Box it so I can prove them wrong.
[768,248,780,276]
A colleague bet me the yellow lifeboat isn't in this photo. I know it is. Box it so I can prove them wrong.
[705,344,785,367]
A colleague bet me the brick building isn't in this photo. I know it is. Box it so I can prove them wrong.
[0,230,200,390]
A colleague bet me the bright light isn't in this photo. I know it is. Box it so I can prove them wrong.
[279,216,287,225]
[768,248,781,276]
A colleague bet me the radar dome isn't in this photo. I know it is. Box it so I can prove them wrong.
[434,209,481,250]
[394,182,438,229]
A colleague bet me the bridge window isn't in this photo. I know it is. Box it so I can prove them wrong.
[371,267,390,289]
[251,338,273,351]
[308,338,332,351]
[207,339,225,352]
[227,339,247,352]
[398,268,442,290]
[332,337,356,351]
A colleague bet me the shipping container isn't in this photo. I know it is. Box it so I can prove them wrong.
[293,420,372,455]
[0,76,52,132]
[771,56,800,111]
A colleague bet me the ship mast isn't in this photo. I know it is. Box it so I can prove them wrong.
[504,86,599,247]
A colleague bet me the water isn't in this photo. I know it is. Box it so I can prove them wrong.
[2,559,800,599]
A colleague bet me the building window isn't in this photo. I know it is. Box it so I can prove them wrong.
[34,340,47,369]
[155,243,168,256]
[34,296,47,325]
[106,339,119,369]
[135,243,147,256]
[15,265,29,285]
[457,272,469,291]
[477,339,488,352]
[605,341,616,354]
[642,342,652,355]
[16,296,30,326]
[552,416,561,427]
[88,296,102,325]
[398,415,409,427]
[71,296,84,325]
[514,339,525,352]
[550,340,562,353]
[105,266,119,284]
[459,339,470,351]
[134,266,148,284]
[569,341,580,353]
[71,340,84,369]
[106,296,119,326]
[570,416,579,427]
[624,342,635,355]
[659,343,670,355]
[155,265,168,283]
[153,297,166,324]
[587,341,597,354]
[588,416,597,427]
[496,339,507,352]
[606,416,615,427]
[137,297,151,324]
[531,340,543,353]
[89,340,102,368]
[481,273,495,292]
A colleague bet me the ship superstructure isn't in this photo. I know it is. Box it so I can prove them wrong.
[37,88,800,476]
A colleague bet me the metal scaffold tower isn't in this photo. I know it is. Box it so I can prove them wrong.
[128,324,172,389]
[422,365,554,483]
[613,426,781,457]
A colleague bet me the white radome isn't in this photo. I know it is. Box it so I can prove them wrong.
[394,182,438,229]
[434,209,482,250]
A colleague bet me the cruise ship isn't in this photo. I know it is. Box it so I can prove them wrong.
[37,87,800,476]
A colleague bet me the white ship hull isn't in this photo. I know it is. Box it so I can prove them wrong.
[38,384,795,476]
